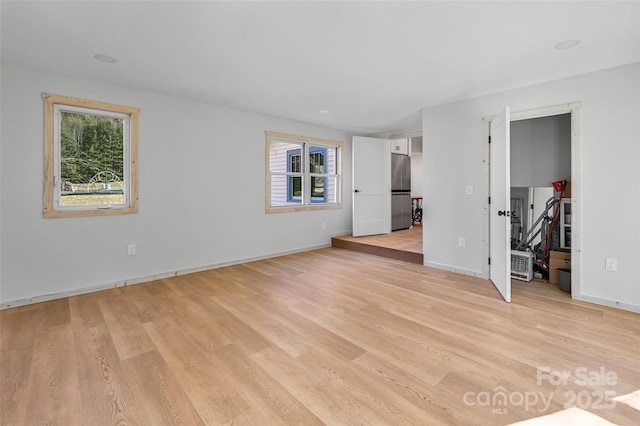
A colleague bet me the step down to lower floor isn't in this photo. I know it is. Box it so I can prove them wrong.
[331,237,423,265]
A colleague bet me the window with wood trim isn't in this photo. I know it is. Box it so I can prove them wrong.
[266,131,342,213]
[43,93,139,217]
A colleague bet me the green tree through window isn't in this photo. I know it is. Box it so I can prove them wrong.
[60,112,124,186]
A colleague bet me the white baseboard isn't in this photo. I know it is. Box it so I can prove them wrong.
[0,281,124,310]
[424,263,640,314]
[0,243,331,310]
[424,260,485,278]
[574,293,640,314]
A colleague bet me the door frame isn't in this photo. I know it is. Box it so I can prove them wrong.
[482,102,582,298]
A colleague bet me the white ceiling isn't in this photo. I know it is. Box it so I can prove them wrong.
[2,1,639,135]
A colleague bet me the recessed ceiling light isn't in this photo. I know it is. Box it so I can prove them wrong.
[554,40,581,50]
[94,53,118,63]
[318,110,331,115]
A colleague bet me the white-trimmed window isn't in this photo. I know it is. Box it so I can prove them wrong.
[266,131,342,213]
[43,93,139,218]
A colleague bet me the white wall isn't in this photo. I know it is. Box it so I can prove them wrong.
[511,114,571,187]
[0,64,352,306]
[422,62,640,312]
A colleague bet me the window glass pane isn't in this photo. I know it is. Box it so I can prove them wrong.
[324,147,337,175]
[309,146,325,173]
[311,176,325,200]
[59,111,125,206]
[269,140,303,173]
[325,176,338,203]
[289,176,302,199]
[270,175,302,206]
[290,154,301,173]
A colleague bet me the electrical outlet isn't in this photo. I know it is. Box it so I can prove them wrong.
[605,257,617,272]
[322,222,327,230]
[128,244,136,256]
[465,185,473,195]
[458,238,466,248]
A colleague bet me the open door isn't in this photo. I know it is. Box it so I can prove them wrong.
[352,136,390,237]
[490,107,512,302]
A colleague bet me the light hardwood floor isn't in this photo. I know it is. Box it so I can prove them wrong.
[1,248,639,425]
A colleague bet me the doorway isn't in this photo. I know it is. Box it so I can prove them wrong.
[389,133,423,242]
[485,103,582,301]
[336,134,423,263]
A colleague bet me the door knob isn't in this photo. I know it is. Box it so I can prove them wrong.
[354,189,361,193]
[498,210,510,217]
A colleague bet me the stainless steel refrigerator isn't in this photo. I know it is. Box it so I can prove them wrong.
[391,154,412,230]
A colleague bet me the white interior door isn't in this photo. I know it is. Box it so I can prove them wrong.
[490,107,511,302]
[352,136,390,237]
